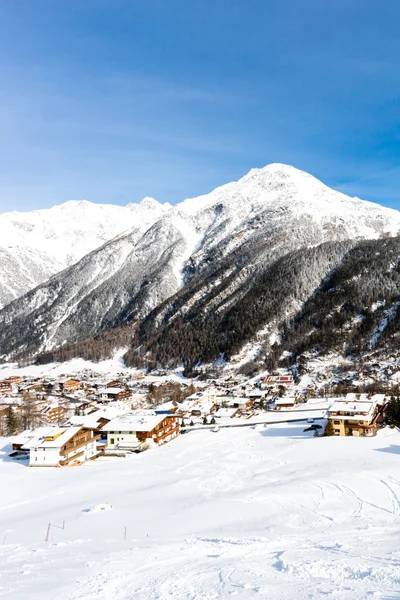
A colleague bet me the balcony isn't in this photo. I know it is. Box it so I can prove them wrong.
[60,434,100,456]
[59,451,84,466]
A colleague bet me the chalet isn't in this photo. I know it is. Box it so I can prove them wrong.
[6,376,22,385]
[61,379,82,393]
[0,381,13,395]
[106,380,123,388]
[275,396,297,409]
[154,400,179,414]
[261,375,294,388]
[97,388,132,402]
[224,397,254,411]
[214,407,240,419]
[24,382,46,394]
[177,398,216,417]
[74,401,96,415]
[103,413,179,451]
[39,403,65,423]
[23,426,99,466]
[327,394,387,437]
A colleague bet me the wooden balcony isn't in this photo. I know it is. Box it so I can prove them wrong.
[60,434,100,456]
[59,451,84,466]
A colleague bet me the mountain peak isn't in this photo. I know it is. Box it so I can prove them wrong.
[139,197,161,209]
[127,197,172,213]
[243,163,319,185]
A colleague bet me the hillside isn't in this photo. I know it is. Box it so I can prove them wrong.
[1,163,400,365]
[1,425,399,599]
[128,235,400,375]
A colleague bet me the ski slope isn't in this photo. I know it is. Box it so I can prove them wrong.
[1,424,400,600]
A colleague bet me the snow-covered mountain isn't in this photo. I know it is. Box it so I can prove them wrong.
[1,163,400,362]
[0,197,171,308]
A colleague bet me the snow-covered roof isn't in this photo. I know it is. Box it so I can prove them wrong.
[98,387,124,395]
[345,393,370,402]
[154,400,177,411]
[67,411,110,428]
[20,426,83,449]
[13,427,53,448]
[370,394,386,405]
[275,396,296,406]
[329,400,374,415]
[214,407,238,418]
[103,413,169,432]
[37,427,83,448]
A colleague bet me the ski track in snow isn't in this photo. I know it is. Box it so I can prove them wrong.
[0,425,400,600]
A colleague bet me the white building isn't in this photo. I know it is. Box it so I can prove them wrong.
[103,412,179,451]
[328,394,387,436]
[22,426,99,466]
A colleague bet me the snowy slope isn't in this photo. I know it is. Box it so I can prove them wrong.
[0,198,171,308]
[1,163,400,361]
[0,425,399,599]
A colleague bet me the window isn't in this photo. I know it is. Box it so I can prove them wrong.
[333,421,340,425]
[110,438,114,445]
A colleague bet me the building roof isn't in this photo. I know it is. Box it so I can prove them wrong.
[68,411,110,429]
[13,427,53,448]
[38,426,83,448]
[370,394,386,404]
[345,393,370,402]
[329,400,374,414]
[214,407,238,418]
[103,412,169,433]
[154,400,178,412]
[275,396,296,406]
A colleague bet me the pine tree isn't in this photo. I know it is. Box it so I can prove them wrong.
[323,420,335,436]
[203,416,208,425]
[190,420,194,427]
[210,417,216,424]
[6,406,18,436]
[181,419,186,428]
[384,397,400,428]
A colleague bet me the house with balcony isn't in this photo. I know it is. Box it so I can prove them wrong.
[22,426,100,466]
[60,379,82,394]
[97,387,133,402]
[327,394,387,437]
[103,412,179,451]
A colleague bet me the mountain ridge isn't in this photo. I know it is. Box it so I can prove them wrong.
[1,163,400,366]
[0,196,170,308]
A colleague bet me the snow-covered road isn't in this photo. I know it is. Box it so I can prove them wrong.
[1,424,399,599]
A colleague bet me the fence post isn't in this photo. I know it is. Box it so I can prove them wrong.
[45,523,51,542]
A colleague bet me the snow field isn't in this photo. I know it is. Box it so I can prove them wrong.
[0,424,400,599]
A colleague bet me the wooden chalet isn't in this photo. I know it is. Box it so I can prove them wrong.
[104,413,179,451]
[25,426,100,466]
[327,394,387,437]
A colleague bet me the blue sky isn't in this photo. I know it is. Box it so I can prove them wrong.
[1,0,400,211]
